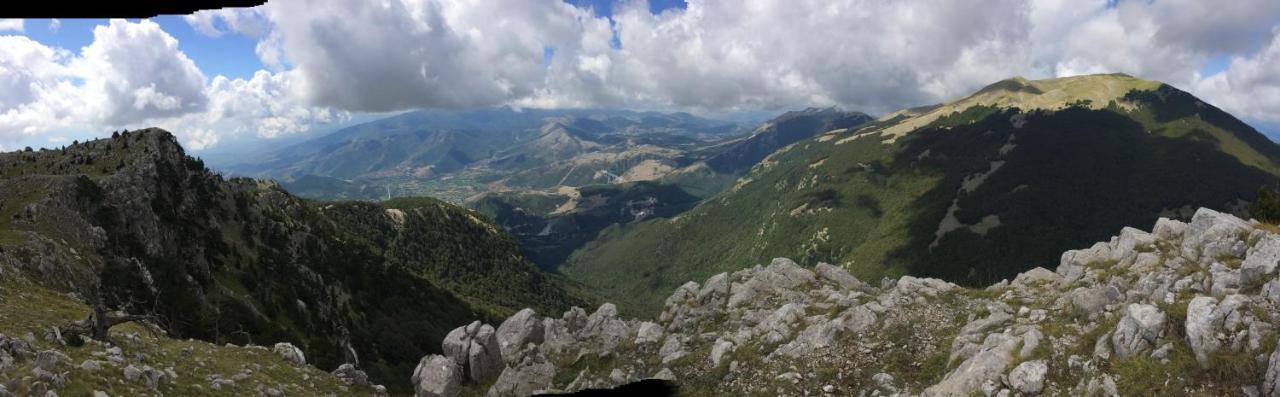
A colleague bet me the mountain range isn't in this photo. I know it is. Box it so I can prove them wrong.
[558,74,1280,314]
[2,73,1280,396]
[221,108,757,203]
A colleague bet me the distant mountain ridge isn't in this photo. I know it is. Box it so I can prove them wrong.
[704,107,874,174]
[220,107,746,202]
[560,73,1280,314]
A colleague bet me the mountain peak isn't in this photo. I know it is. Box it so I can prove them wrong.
[876,73,1166,142]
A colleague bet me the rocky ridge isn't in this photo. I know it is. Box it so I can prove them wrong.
[414,207,1280,396]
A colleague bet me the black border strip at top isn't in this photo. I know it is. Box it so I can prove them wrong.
[0,0,268,19]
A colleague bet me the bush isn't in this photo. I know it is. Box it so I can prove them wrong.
[1252,187,1280,224]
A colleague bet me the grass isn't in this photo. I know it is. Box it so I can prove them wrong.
[0,181,47,247]
[1109,342,1260,397]
[0,277,379,396]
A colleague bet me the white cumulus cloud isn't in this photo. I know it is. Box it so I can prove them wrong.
[0,19,23,33]
[7,0,1280,150]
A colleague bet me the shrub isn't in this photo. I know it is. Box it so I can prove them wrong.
[1251,187,1280,224]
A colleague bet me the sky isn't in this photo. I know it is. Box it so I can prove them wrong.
[1,0,1280,153]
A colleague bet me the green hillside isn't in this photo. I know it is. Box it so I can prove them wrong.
[560,74,1280,315]
[0,129,588,392]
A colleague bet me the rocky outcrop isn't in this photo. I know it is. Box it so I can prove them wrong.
[272,342,306,366]
[439,321,503,383]
[412,207,1280,396]
[496,309,545,365]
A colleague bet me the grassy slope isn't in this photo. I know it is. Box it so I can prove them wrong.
[0,277,380,396]
[561,77,1280,316]
[0,131,589,392]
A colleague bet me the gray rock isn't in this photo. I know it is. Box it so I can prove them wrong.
[1186,296,1222,365]
[1152,217,1187,241]
[563,307,588,332]
[1244,237,1280,288]
[609,368,627,385]
[651,368,675,381]
[1211,262,1242,296]
[32,350,60,371]
[1182,208,1251,263]
[121,364,165,389]
[728,259,815,307]
[635,322,664,345]
[1006,360,1047,395]
[1012,267,1061,290]
[1186,295,1250,364]
[710,339,734,366]
[1058,242,1112,284]
[776,318,845,358]
[123,365,142,382]
[468,324,503,383]
[442,322,476,367]
[411,355,462,397]
[1019,328,1043,360]
[1083,374,1119,397]
[659,334,687,364]
[698,272,731,305]
[756,303,806,344]
[541,318,577,354]
[895,276,956,297]
[1111,303,1165,358]
[486,349,556,397]
[272,342,306,366]
[841,305,877,332]
[497,309,544,365]
[1266,345,1280,397]
[1070,286,1113,320]
[80,360,102,371]
[332,363,369,386]
[815,262,868,291]
[926,332,1019,396]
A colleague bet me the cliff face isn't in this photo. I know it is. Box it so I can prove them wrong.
[419,207,1280,396]
[0,129,584,392]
